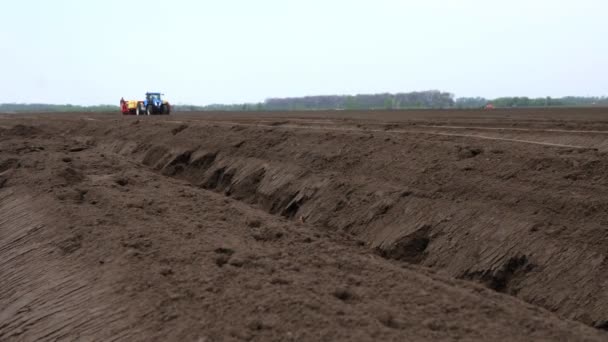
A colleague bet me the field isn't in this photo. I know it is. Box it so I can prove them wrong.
[1,108,608,341]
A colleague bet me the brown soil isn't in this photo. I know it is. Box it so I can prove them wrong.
[1,108,608,341]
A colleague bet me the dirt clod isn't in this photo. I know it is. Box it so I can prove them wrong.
[69,147,87,152]
[57,234,83,255]
[247,219,262,228]
[171,124,189,135]
[214,247,235,255]
[116,178,129,186]
[457,146,483,159]
[333,288,356,302]
[270,277,291,285]
[594,321,608,331]
[58,167,84,184]
[378,225,431,264]
[159,266,174,276]
[0,158,20,172]
[215,255,231,267]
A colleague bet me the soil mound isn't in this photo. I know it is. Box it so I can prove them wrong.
[89,113,608,328]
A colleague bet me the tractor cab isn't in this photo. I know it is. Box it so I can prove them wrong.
[142,92,171,115]
[145,92,163,107]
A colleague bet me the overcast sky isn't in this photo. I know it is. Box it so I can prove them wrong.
[1,0,606,105]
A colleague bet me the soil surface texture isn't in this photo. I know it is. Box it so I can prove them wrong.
[1,108,608,341]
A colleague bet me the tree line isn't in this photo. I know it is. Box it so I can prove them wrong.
[0,103,117,113]
[2,92,607,113]
[263,91,455,110]
[179,93,608,112]
[178,91,455,111]
[456,96,608,109]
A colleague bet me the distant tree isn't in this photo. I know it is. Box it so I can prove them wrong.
[456,97,487,108]
[384,98,393,110]
[345,96,358,110]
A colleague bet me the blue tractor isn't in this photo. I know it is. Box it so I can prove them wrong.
[136,92,171,115]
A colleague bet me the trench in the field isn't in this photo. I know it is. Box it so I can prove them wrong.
[100,127,608,331]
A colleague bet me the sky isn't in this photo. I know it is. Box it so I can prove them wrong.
[1,0,606,105]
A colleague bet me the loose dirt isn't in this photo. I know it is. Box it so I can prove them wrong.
[1,108,608,341]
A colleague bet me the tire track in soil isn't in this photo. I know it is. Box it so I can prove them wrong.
[171,120,597,150]
[418,124,608,135]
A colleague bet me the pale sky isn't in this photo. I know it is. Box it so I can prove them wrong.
[1,0,606,105]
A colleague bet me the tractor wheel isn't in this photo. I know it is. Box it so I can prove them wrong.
[161,104,170,115]
[146,105,153,116]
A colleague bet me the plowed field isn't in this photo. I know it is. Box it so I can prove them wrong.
[1,108,607,341]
